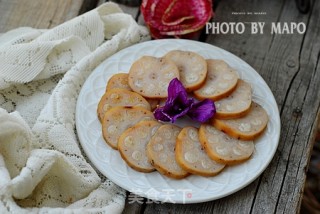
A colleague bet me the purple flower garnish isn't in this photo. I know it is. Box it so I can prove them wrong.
[154,78,193,122]
[154,78,215,123]
[187,99,216,123]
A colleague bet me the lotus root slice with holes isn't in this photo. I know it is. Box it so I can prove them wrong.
[128,56,179,98]
[194,59,239,101]
[97,88,151,122]
[199,125,254,165]
[176,126,226,176]
[106,73,132,91]
[215,80,252,119]
[164,50,207,92]
[102,106,154,149]
[147,124,189,179]
[118,120,162,172]
[212,102,269,141]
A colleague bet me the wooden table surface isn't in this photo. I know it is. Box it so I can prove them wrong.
[1,0,319,213]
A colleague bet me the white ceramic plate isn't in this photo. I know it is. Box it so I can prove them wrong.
[76,39,280,204]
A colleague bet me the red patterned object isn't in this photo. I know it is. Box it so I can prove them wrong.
[141,0,213,39]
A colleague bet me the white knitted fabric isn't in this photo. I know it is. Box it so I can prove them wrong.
[0,2,149,213]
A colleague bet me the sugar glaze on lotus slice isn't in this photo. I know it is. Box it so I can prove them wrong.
[199,125,254,165]
[147,124,189,179]
[118,120,162,172]
[176,126,226,176]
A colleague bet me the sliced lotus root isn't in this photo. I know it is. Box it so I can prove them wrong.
[128,56,180,98]
[212,102,269,141]
[102,106,154,150]
[194,59,239,101]
[146,98,166,111]
[164,50,207,92]
[106,73,132,91]
[215,80,252,119]
[118,120,162,172]
[97,88,151,122]
[147,124,189,179]
[199,125,254,165]
[176,127,226,176]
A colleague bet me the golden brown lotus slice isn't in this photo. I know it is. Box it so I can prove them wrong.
[128,56,180,98]
[145,98,167,111]
[199,125,254,165]
[194,59,239,101]
[147,124,189,179]
[102,106,154,150]
[97,88,151,122]
[106,73,132,91]
[215,80,252,119]
[118,120,162,173]
[164,50,207,92]
[176,127,226,176]
[212,102,269,141]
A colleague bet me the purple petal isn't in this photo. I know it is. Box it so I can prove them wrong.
[169,105,191,123]
[167,78,188,105]
[187,99,216,123]
[154,104,191,123]
[154,107,171,122]
[154,78,195,123]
